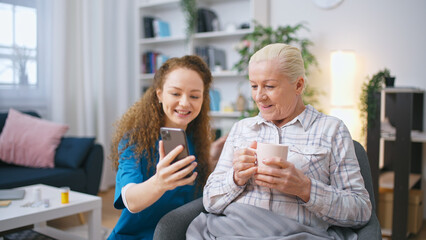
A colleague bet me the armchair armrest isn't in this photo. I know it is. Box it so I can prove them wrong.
[154,197,205,240]
[355,213,382,239]
[83,143,104,195]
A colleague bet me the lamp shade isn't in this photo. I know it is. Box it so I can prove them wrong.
[331,51,356,107]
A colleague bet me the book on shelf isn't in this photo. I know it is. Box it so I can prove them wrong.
[153,19,171,38]
[209,88,221,111]
[142,16,155,38]
[156,55,169,70]
[141,51,169,74]
[195,46,227,71]
[141,54,146,74]
[197,8,219,33]
[143,16,171,38]
[208,47,226,71]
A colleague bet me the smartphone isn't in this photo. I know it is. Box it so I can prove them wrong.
[160,127,189,163]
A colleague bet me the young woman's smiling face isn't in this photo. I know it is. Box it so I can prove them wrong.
[249,59,304,127]
[156,68,204,130]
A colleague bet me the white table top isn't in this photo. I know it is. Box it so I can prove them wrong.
[0,184,101,232]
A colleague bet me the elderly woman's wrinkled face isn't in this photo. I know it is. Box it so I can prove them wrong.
[249,59,304,127]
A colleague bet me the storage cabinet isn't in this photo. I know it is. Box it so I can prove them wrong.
[367,87,425,239]
[137,0,269,134]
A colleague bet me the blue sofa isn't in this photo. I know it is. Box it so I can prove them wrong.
[0,111,104,196]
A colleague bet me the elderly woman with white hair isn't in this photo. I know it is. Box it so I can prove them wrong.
[186,43,372,240]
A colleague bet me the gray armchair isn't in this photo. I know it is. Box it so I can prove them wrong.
[154,140,382,239]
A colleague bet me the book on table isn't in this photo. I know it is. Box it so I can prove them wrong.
[0,189,25,200]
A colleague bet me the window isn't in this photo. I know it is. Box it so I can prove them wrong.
[0,0,37,87]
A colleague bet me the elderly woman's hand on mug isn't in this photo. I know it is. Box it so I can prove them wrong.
[232,141,257,186]
[255,158,311,202]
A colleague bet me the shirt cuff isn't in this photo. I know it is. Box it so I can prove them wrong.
[122,183,137,213]
[225,168,245,194]
[302,178,330,214]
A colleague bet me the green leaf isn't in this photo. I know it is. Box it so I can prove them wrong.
[359,68,392,137]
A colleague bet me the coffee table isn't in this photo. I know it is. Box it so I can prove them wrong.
[0,184,102,240]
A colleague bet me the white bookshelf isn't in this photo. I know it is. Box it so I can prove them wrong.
[139,36,185,45]
[137,0,269,133]
[193,28,253,40]
[210,111,243,118]
[138,0,180,9]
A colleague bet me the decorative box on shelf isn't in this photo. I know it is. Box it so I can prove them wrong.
[378,171,423,235]
[378,188,423,235]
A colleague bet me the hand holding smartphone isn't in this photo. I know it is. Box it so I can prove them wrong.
[160,127,189,163]
[160,127,193,178]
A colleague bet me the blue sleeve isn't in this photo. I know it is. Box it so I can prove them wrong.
[113,139,144,209]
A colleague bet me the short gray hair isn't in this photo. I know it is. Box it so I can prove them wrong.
[249,43,307,90]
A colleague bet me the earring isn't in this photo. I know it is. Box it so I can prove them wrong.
[159,101,162,104]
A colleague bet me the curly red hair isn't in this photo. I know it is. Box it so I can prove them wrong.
[110,55,214,187]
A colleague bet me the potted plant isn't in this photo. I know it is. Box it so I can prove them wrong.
[359,68,392,132]
[233,21,319,116]
[180,0,197,44]
[384,70,396,87]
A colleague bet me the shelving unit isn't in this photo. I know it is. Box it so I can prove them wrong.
[210,111,242,118]
[139,36,186,45]
[193,28,252,39]
[137,0,269,134]
[367,87,425,239]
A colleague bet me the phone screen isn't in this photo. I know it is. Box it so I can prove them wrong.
[160,127,189,163]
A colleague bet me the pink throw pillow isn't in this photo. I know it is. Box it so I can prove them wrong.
[0,109,69,168]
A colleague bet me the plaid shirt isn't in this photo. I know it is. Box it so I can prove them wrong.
[203,105,372,229]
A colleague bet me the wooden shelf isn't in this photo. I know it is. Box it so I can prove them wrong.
[380,228,396,238]
[380,228,410,238]
[381,130,426,142]
[382,87,423,93]
[367,89,425,238]
[379,171,421,190]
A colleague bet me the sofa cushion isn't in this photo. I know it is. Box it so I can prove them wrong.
[0,164,87,193]
[0,109,69,168]
[0,111,40,134]
[55,137,96,169]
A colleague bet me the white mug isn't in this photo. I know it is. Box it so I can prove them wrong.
[256,142,288,167]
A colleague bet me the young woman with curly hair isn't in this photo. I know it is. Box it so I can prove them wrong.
[108,55,225,240]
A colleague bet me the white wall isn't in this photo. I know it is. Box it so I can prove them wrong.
[270,0,426,140]
[270,0,426,217]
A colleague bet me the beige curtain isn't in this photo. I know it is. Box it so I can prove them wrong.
[50,0,139,191]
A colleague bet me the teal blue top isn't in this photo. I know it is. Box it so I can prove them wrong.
[108,135,201,240]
